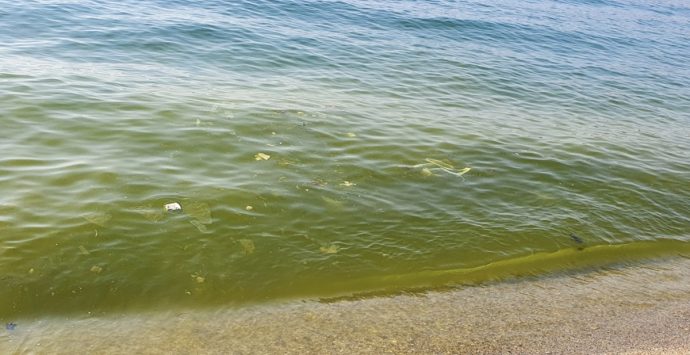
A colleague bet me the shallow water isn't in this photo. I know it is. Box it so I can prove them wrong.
[1,0,689,318]
[3,257,690,354]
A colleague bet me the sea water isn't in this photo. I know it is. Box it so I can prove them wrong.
[1,0,689,318]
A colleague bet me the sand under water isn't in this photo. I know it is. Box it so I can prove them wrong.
[2,256,689,354]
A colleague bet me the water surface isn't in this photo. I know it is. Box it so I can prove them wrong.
[1,0,689,318]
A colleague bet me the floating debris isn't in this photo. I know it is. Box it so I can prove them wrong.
[6,323,17,331]
[339,181,355,187]
[568,233,586,251]
[254,152,271,161]
[425,158,454,170]
[569,233,586,251]
[345,132,357,138]
[82,212,112,227]
[164,202,182,212]
[412,158,471,178]
[570,233,584,244]
[309,178,328,187]
[454,167,472,176]
[90,265,103,273]
[245,205,254,211]
[320,244,339,254]
[238,239,255,255]
[191,273,205,283]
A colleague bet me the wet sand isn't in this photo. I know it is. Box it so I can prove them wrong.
[2,257,690,354]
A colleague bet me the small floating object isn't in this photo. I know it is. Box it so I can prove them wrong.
[254,152,271,161]
[245,205,253,211]
[345,132,357,138]
[412,158,471,178]
[339,181,355,187]
[164,202,182,212]
[569,233,584,244]
[5,322,17,331]
[320,244,339,254]
[90,265,103,273]
[453,167,472,177]
[569,233,586,251]
[425,158,455,170]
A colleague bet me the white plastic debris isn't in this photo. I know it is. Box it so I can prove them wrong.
[412,158,471,178]
[164,202,182,212]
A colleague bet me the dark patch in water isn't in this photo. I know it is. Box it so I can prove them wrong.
[6,322,17,330]
[570,233,585,250]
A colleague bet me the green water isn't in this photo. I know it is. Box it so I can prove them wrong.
[1,0,690,318]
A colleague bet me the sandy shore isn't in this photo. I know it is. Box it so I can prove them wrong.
[2,257,689,354]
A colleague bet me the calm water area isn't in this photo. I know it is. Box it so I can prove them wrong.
[1,0,689,319]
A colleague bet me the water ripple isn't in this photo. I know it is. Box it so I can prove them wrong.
[0,0,689,317]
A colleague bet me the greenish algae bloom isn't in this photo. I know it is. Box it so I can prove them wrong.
[0,0,689,319]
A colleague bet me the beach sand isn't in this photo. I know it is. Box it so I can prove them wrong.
[2,257,689,354]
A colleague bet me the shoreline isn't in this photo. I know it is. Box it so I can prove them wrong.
[3,256,690,354]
